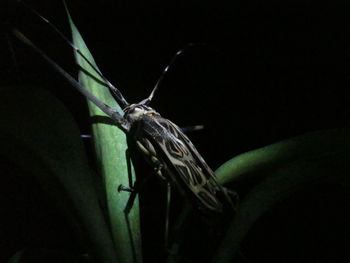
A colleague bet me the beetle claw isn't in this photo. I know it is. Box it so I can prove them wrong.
[118,184,135,193]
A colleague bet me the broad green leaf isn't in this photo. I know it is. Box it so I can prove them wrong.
[213,129,350,262]
[0,87,117,262]
[65,6,141,263]
[216,129,350,185]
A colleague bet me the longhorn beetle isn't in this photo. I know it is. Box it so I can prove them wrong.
[14,1,235,228]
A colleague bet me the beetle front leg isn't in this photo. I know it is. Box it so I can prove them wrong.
[119,139,166,196]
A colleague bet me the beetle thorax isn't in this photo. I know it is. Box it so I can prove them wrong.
[123,104,160,122]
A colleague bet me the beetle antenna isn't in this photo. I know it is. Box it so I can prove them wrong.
[141,43,205,105]
[13,29,130,132]
[18,0,129,108]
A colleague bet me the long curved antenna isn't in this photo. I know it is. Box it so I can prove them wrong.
[19,0,129,108]
[13,29,130,132]
[141,43,203,105]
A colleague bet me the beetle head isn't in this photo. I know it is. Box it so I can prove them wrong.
[123,104,160,122]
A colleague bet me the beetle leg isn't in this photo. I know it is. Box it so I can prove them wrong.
[164,182,171,247]
[118,185,135,193]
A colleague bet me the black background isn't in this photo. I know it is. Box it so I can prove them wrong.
[2,0,350,262]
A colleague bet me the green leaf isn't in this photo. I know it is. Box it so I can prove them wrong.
[213,129,350,262]
[65,5,141,263]
[216,129,350,185]
[0,87,117,263]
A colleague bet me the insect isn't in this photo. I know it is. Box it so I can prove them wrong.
[13,3,235,215]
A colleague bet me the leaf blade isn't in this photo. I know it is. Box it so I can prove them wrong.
[65,7,142,263]
[213,129,350,262]
[0,86,117,263]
